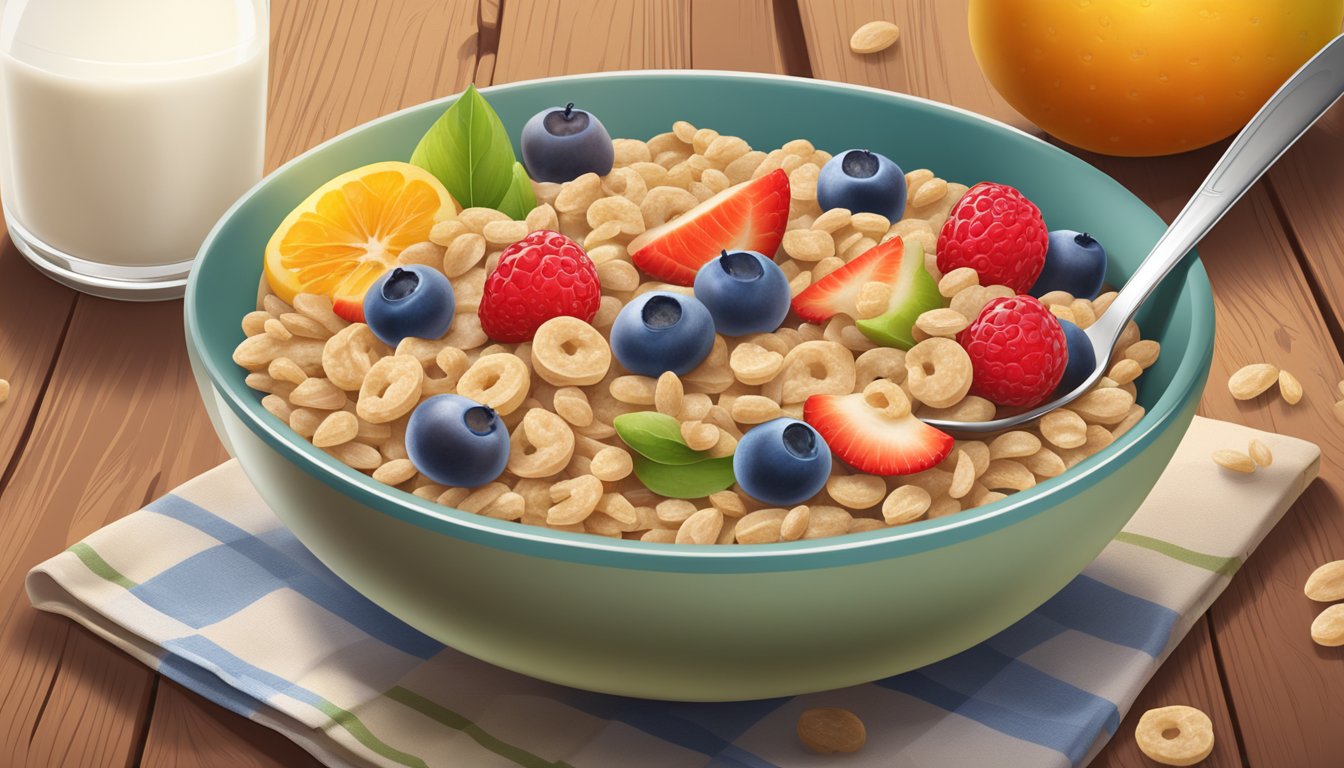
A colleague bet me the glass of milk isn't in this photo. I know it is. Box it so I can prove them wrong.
[0,0,267,300]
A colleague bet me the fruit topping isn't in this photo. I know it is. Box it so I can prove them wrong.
[791,236,942,350]
[410,84,535,219]
[611,292,717,377]
[363,265,456,347]
[936,181,1048,293]
[958,295,1068,408]
[1031,229,1107,300]
[407,394,511,488]
[692,250,791,336]
[521,102,616,183]
[734,418,832,506]
[263,161,456,322]
[478,230,601,343]
[1056,318,1096,395]
[629,169,790,285]
[817,149,906,220]
[804,380,954,476]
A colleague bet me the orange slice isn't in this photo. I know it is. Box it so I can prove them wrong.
[264,161,456,321]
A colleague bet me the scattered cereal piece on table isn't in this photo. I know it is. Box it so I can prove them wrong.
[1305,560,1344,602]
[797,707,866,754]
[1211,449,1256,474]
[1227,362,1279,401]
[1278,369,1303,405]
[1134,705,1214,766]
[1247,439,1273,468]
[849,20,900,55]
[0,378,9,403]
[1311,604,1344,647]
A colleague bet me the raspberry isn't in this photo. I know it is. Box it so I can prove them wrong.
[936,182,1048,293]
[478,230,601,343]
[958,295,1068,408]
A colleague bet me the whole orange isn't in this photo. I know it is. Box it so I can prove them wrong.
[969,0,1343,156]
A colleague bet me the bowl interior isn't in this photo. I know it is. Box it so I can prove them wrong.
[187,72,1214,570]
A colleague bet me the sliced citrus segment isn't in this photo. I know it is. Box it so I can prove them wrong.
[264,161,456,322]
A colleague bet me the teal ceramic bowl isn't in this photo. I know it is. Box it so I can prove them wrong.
[186,72,1214,701]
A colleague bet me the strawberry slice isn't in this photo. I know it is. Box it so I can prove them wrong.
[791,235,909,323]
[804,392,954,476]
[629,169,790,285]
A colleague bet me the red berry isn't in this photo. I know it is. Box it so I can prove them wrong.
[958,295,1068,408]
[478,230,601,343]
[936,182,1048,293]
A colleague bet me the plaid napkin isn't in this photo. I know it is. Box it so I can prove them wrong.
[26,416,1318,768]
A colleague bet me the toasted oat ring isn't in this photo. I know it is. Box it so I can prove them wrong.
[904,337,972,409]
[507,408,575,478]
[854,347,907,389]
[862,379,911,419]
[531,316,612,386]
[356,355,424,424]
[776,341,856,404]
[322,324,389,390]
[457,354,531,415]
[1134,706,1214,766]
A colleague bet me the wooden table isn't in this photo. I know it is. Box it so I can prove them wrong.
[1,2,1341,765]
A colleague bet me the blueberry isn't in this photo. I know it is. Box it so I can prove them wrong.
[692,250,791,336]
[1031,230,1107,300]
[734,418,832,507]
[610,291,716,377]
[520,103,615,183]
[363,265,455,347]
[1056,319,1095,395]
[816,149,906,220]
[406,394,510,488]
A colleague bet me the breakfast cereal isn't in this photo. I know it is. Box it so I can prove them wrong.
[238,115,1166,546]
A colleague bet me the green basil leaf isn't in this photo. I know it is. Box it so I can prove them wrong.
[495,162,537,220]
[614,411,708,465]
[410,84,516,209]
[632,455,736,499]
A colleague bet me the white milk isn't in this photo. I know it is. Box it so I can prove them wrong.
[0,0,267,292]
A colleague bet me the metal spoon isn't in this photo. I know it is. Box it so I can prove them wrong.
[923,34,1344,437]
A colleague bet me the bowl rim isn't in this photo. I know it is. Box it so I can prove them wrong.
[186,69,1216,573]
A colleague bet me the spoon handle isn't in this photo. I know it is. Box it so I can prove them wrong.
[1095,34,1344,344]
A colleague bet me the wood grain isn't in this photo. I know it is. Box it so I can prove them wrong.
[689,0,810,76]
[1266,101,1344,341]
[267,0,488,168]
[494,0,691,83]
[796,0,1033,131]
[142,683,321,768]
[0,298,230,767]
[0,247,77,488]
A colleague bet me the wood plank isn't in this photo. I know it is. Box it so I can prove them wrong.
[25,627,154,768]
[131,1,496,764]
[493,0,691,83]
[267,0,487,168]
[794,3,1251,766]
[0,298,230,767]
[142,683,322,768]
[689,0,810,76]
[0,247,78,485]
[1265,101,1344,341]
[796,0,1032,131]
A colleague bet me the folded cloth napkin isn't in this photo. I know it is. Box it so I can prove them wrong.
[27,416,1318,768]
